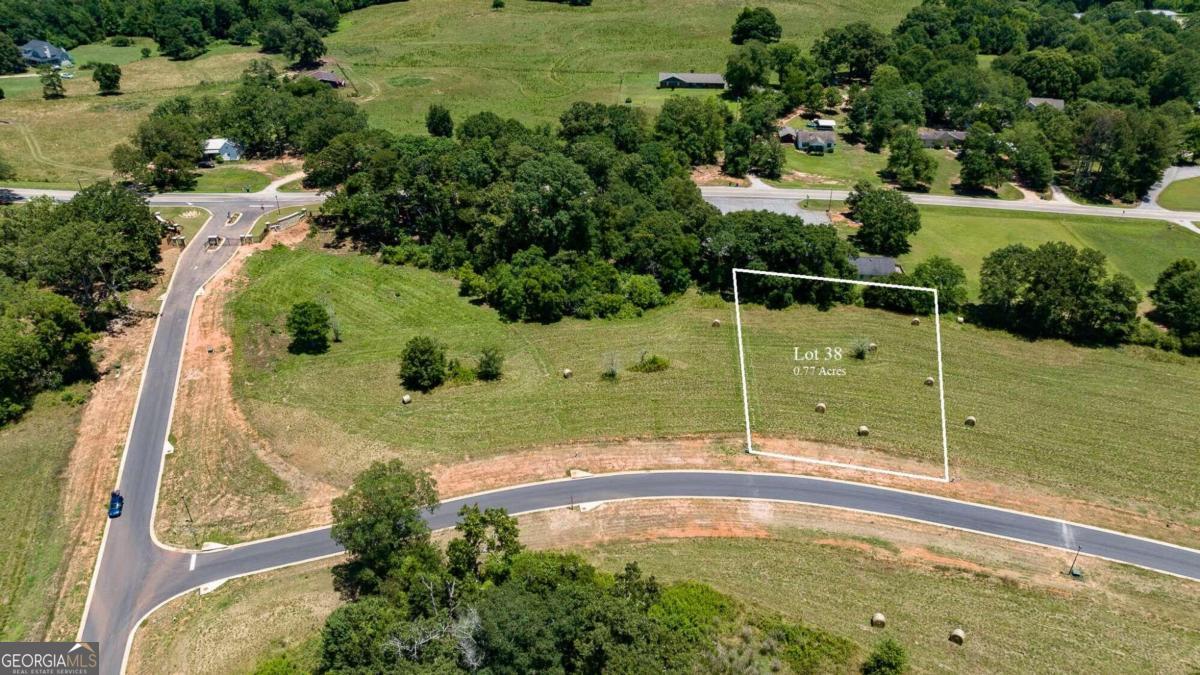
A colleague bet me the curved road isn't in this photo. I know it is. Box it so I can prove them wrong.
[6,186,1198,674]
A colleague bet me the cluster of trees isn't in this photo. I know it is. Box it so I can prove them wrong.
[38,61,125,99]
[0,0,396,69]
[307,99,872,321]
[397,336,504,392]
[111,61,366,189]
[1148,258,1200,354]
[0,183,166,424]
[302,459,890,673]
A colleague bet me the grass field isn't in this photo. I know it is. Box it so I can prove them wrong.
[186,238,1200,545]
[192,166,272,193]
[325,0,917,134]
[276,178,314,192]
[0,384,89,640]
[1156,176,1200,211]
[0,43,284,186]
[904,207,1200,296]
[250,205,310,239]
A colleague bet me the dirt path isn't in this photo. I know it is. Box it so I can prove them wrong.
[15,123,112,178]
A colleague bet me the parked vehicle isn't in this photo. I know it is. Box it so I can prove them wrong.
[108,491,124,518]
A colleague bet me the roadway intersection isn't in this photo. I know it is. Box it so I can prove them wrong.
[4,184,1199,674]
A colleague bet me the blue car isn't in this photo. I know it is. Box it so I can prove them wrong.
[108,491,124,519]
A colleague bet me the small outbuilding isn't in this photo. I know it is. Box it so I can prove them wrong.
[20,39,72,67]
[658,72,727,89]
[1026,97,1065,111]
[851,256,902,279]
[917,128,967,149]
[306,70,347,88]
[808,118,837,130]
[778,126,797,143]
[795,130,836,153]
[203,138,243,162]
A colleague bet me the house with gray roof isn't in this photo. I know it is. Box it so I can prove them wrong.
[778,126,797,143]
[1026,97,1065,111]
[658,72,726,89]
[795,130,836,153]
[851,256,902,278]
[20,40,72,67]
[917,128,967,148]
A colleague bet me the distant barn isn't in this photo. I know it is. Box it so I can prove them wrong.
[658,72,726,89]
[851,256,903,278]
[306,70,346,88]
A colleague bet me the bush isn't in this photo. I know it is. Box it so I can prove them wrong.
[140,47,151,58]
[861,637,908,675]
[629,353,670,373]
[477,347,504,380]
[492,0,505,7]
[600,364,619,382]
[109,36,134,47]
[851,338,870,359]
[286,301,331,354]
[447,357,476,385]
[399,336,447,391]
[648,581,735,644]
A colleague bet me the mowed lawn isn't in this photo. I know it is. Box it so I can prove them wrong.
[586,533,1200,674]
[191,166,272,193]
[0,43,284,185]
[904,206,1200,296]
[1157,175,1200,211]
[223,245,1200,532]
[0,385,89,640]
[325,0,917,135]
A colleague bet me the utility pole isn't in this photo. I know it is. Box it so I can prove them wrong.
[1068,546,1082,577]
[182,497,200,548]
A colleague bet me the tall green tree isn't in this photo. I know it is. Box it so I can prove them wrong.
[92,62,121,95]
[958,122,1008,192]
[812,21,891,80]
[0,32,24,74]
[426,104,453,137]
[725,40,771,98]
[285,301,331,354]
[39,67,65,99]
[446,505,523,581]
[884,127,936,190]
[730,7,781,45]
[1149,258,1200,351]
[846,181,921,256]
[285,17,325,67]
[655,96,726,165]
[400,335,448,391]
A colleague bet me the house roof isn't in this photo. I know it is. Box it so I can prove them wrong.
[204,138,238,152]
[795,130,836,144]
[813,118,837,128]
[307,70,345,84]
[851,256,900,277]
[917,128,967,142]
[1027,97,1065,110]
[778,126,796,139]
[658,72,726,85]
[20,39,70,61]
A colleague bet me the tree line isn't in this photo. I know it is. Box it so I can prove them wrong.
[266,458,905,674]
[0,183,165,424]
[717,1,1200,200]
[111,61,366,190]
[0,0,397,70]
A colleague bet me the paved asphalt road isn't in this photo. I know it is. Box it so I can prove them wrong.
[6,185,1198,674]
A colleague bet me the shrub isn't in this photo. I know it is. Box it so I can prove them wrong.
[140,47,151,58]
[861,637,908,675]
[649,581,735,644]
[447,357,476,385]
[286,301,331,354]
[851,339,870,359]
[492,0,505,7]
[457,264,492,298]
[600,365,619,382]
[629,353,670,373]
[477,347,504,380]
[109,36,133,47]
[399,336,447,391]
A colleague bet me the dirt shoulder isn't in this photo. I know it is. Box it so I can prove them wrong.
[45,216,210,640]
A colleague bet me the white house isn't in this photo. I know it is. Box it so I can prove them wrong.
[203,138,243,162]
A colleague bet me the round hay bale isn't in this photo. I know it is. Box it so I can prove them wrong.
[857,425,870,437]
[924,376,935,386]
[870,612,886,628]
[964,415,977,427]
[401,394,412,405]
[949,628,965,645]
[711,319,722,327]
[911,317,921,326]
[815,402,827,413]
[562,368,573,379]
[957,316,965,324]
[868,342,878,352]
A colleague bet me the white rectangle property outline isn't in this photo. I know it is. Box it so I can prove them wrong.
[732,268,950,483]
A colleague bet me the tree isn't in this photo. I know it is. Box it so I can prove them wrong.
[92,62,121,95]
[861,637,908,675]
[1005,125,1054,191]
[0,32,24,75]
[958,122,1008,192]
[846,182,921,256]
[476,346,504,381]
[156,13,209,60]
[910,256,967,313]
[285,301,331,354]
[725,40,771,98]
[285,18,326,67]
[400,335,448,391]
[847,66,923,150]
[884,127,936,190]
[329,460,440,599]
[730,7,781,45]
[812,22,891,80]
[446,505,523,581]
[228,19,255,46]
[1149,258,1200,349]
[40,67,65,100]
[655,96,726,165]
[259,20,291,53]
[426,104,453,138]
[1011,48,1080,99]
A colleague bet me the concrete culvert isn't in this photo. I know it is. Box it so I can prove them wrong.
[950,628,965,645]
[924,376,935,386]
[871,613,886,628]
[911,317,921,326]
[857,425,870,437]
[401,394,412,405]
[711,319,722,327]
[562,369,573,379]
[965,415,977,427]
[815,402,827,413]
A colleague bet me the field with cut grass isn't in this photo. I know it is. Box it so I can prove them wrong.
[1157,175,1200,211]
[325,0,917,134]
[904,207,1200,296]
[167,238,1200,545]
[192,166,272,193]
[0,384,90,640]
[0,43,284,186]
